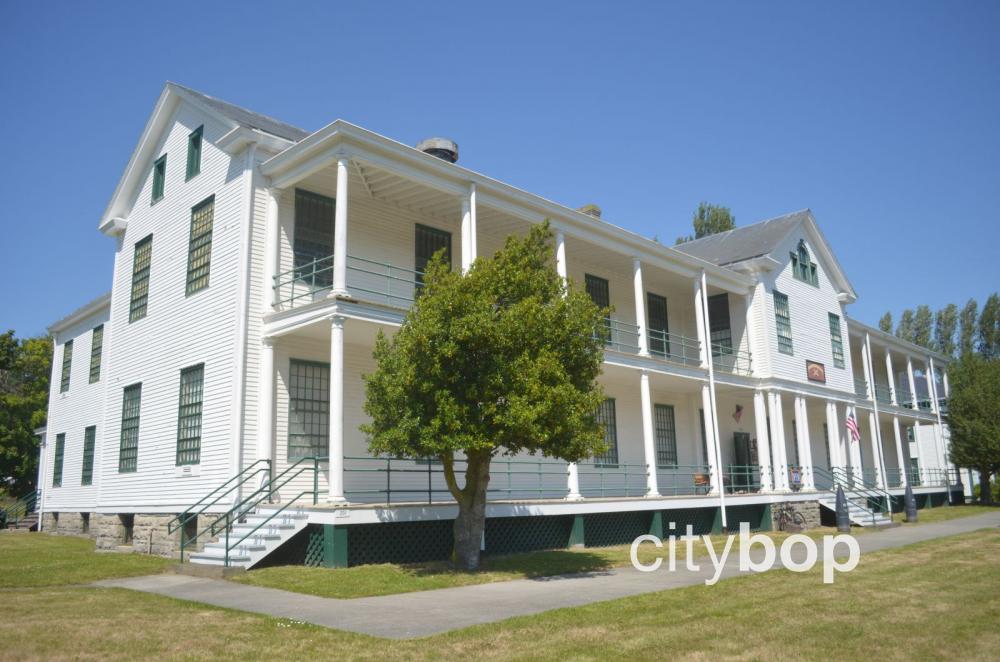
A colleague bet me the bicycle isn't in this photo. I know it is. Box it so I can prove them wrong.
[775,503,807,532]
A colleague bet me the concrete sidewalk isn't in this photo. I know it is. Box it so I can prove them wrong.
[96,511,1000,639]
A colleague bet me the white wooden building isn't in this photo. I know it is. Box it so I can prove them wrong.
[35,83,960,566]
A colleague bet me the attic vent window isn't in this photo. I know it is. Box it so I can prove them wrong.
[151,155,166,203]
[186,126,203,181]
[790,240,818,287]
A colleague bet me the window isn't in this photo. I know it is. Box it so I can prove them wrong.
[415,224,452,289]
[707,293,732,357]
[176,364,204,465]
[293,189,335,288]
[773,290,793,355]
[52,433,65,487]
[585,274,611,343]
[288,360,330,459]
[186,126,203,180]
[151,155,166,203]
[89,325,103,383]
[81,426,96,486]
[828,313,845,368]
[119,384,142,473]
[129,236,153,322]
[790,240,818,286]
[654,404,678,466]
[60,340,73,393]
[186,197,214,295]
[594,398,618,466]
[646,293,669,357]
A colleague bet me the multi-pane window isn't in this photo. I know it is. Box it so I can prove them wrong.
[81,426,96,486]
[89,325,103,383]
[151,155,166,203]
[790,240,819,286]
[293,189,335,288]
[829,313,845,368]
[593,398,619,466]
[415,224,452,289]
[708,293,732,357]
[653,404,678,466]
[60,340,73,393]
[186,197,214,295]
[288,360,330,459]
[119,384,142,473]
[186,125,203,180]
[52,433,65,487]
[129,236,153,322]
[646,293,669,357]
[773,290,793,355]
[585,274,611,343]
[176,364,205,465]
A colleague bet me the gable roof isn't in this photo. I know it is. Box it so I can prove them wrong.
[167,82,309,142]
[48,291,111,335]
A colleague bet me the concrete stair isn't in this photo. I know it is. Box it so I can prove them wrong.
[188,507,309,568]
[817,495,892,527]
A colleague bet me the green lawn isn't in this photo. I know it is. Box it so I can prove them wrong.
[1,528,997,660]
[898,503,998,524]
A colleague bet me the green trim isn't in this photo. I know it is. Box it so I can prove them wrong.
[59,339,72,393]
[151,154,166,203]
[118,383,141,473]
[711,507,723,534]
[773,290,793,355]
[52,433,65,487]
[568,514,585,548]
[129,235,153,323]
[185,125,203,181]
[649,511,664,539]
[89,325,103,383]
[81,426,96,485]
[322,524,349,568]
[185,196,214,295]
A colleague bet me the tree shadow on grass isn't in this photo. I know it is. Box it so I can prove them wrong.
[406,548,616,579]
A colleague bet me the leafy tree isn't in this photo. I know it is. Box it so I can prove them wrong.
[959,298,978,357]
[895,309,915,344]
[977,292,1000,360]
[933,304,958,357]
[676,202,735,244]
[0,331,52,493]
[946,355,1000,504]
[878,312,893,334]
[362,223,608,569]
[912,305,933,349]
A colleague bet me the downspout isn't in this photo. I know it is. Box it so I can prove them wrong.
[701,270,728,531]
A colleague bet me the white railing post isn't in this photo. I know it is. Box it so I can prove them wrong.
[639,371,659,496]
[332,157,349,297]
[892,415,907,487]
[701,384,722,495]
[768,391,789,491]
[795,396,815,490]
[693,277,709,369]
[885,349,898,406]
[327,315,347,503]
[906,357,918,410]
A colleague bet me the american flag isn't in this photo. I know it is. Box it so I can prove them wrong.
[845,414,861,443]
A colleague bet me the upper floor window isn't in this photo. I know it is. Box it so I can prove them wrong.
[594,398,619,466]
[654,404,678,467]
[708,293,732,357]
[176,364,205,466]
[151,155,166,203]
[60,339,73,393]
[186,126,203,181]
[293,189,335,288]
[646,292,669,357]
[585,274,612,344]
[186,197,214,295]
[81,426,96,486]
[790,240,818,287]
[773,290,793,355]
[129,236,153,322]
[415,224,452,290]
[828,313,845,368]
[52,433,65,487]
[119,383,142,473]
[89,325,103,384]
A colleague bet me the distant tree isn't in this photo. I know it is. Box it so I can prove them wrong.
[896,309,915,344]
[912,305,933,349]
[0,331,52,493]
[675,202,735,244]
[977,293,1000,360]
[878,312,893,334]
[947,355,1000,505]
[959,299,979,357]
[362,223,609,570]
[933,304,958,357]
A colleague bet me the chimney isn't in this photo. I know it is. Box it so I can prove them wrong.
[416,137,459,163]
[578,204,602,219]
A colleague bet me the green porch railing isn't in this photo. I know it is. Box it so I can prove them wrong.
[873,383,893,406]
[647,329,702,368]
[167,460,271,538]
[724,465,761,493]
[854,378,869,399]
[655,464,712,495]
[916,398,933,411]
[897,388,914,409]
[577,462,649,498]
[273,256,334,306]
[816,466,892,526]
[883,468,904,488]
[0,490,39,529]
[595,318,642,355]
[272,254,425,310]
[712,344,753,377]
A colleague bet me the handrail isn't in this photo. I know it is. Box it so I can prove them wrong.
[655,464,713,495]
[647,330,701,367]
[712,345,753,376]
[854,378,869,399]
[724,464,762,493]
[167,460,271,535]
[224,490,314,567]
[1,490,39,528]
[873,383,893,405]
[817,466,892,526]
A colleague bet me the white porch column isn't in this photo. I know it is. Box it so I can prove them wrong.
[825,401,843,469]
[848,406,864,482]
[327,315,347,503]
[867,411,884,488]
[906,357,918,410]
[943,369,950,398]
[633,258,649,356]
[257,338,276,482]
[885,349,898,406]
[794,396,815,489]
[693,277,709,369]
[767,392,789,491]
[555,231,568,285]
[460,195,472,272]
[469,183,477,262]
[555,230,581,499]
[331,157,349,297]
[639,371,659,496]
[892,415,907,487]
[742,291,758,377]
[753,390,773,491]
[926,359,939,415]
[928,357,948,472]
[701,384,722,494]
[265,188,281,308]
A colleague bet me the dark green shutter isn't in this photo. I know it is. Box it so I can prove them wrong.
[81,426,96,485]
[186,126,203,180]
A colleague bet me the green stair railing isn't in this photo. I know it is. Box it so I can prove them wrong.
[167,460,271,538]
[1,490,39,529]
[817,466,892,526]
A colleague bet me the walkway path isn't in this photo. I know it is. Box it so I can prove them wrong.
[96,511,1000,639]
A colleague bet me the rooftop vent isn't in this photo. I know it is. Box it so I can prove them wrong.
[578,204,602,219]
[416,137,459,163]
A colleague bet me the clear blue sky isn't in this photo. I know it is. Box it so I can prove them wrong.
[1,1,997,337]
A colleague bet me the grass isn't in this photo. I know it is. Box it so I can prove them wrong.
[898,503,999,524]
[0,534,172,588]
[0,528,997,660]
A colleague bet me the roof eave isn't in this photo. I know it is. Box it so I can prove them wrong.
[47,292,112,335]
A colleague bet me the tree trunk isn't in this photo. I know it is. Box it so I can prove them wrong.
[980,468,994,505]
[444,453,491,570]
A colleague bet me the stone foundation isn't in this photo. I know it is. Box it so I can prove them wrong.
[41,511,95,538]
[132,514,180,556]
[771,500,822,530]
